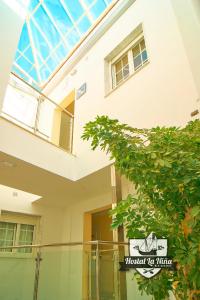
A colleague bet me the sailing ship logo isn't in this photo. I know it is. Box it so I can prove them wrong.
[129,232,167,278]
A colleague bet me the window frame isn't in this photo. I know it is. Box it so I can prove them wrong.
[111,34,148,89]
[0,212,40,258]
[0,222,35,253]
[112,52,130,88]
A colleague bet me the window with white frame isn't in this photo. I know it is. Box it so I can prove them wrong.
[0,212,39,254]
[111,37,148,89]
[0,221,35,253]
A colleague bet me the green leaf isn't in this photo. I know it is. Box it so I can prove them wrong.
[191,206,200,217]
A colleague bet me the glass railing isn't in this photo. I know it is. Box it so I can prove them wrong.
[0,241,152,300]
[1,73,74,153]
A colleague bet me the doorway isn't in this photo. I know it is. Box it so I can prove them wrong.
[51,90,75,152]
[59,100,74,151]
[83,205,123,300]
[92,209,115,300]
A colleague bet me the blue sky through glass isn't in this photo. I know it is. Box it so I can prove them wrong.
[13,0,114,89]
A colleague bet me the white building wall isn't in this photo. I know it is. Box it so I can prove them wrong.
[0,187,65,244]
[170,0,200,99]
[48,0,200,180]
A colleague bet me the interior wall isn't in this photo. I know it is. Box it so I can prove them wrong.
[0,188,65,244]
[0,187,66,300]
[170,0,200,99]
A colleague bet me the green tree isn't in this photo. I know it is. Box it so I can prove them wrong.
[82,116,200,300]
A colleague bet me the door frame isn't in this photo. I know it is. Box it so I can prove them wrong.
[82,204,112,300]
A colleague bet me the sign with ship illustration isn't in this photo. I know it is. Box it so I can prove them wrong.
[120,233,175,278]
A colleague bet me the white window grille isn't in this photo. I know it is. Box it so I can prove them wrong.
[112,37,148,89]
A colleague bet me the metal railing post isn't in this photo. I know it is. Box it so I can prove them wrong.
[33,248,42,300]
[34,96,42,134]
[95,241,100,300]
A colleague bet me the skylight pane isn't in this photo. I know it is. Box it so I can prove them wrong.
[54,43,69,62]
[29,19,51,60]
[33,5,61,47]
[28,0,39,12]
[24,46,35,64]
[44,0,73,35]
[39,65,51,82]
[66,28,80,48]
[90,0,106,20]
[17,23,30,52]
[46,56,60,72]
[35,54,43,69]
[28,67,39,83]
[17,56,32,72]
[63,0,84,21]
[83,0,95,6]
[77,16,91,34]
[13,0,114,88]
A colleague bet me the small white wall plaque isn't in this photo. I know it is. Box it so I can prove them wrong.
[76,83,87,100]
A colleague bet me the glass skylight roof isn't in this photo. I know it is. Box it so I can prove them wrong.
[13,0,114,89]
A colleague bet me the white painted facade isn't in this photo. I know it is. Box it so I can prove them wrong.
[48,0,200,179]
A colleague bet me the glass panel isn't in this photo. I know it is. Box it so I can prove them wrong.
[122,55,128,66]
[28,0,39,12]
[116,70,123,85]
[18,224,34,253]
[0,222,16,252]
[37,246,84,300]
[2,85,38,129]
[123,65,129,78]
[115,60,122,73]
[77,16,91,34]
[134,55,142,70]
[84,0,95,6]
[142,50,148,62]
[99,251,115,299]
[66,28,80,48]
[64,0,84,21]
[14,0,113,88]
[45,0,73,35]
[90,0,107,20]
[54,43,69,62]
[140,39,146,51]
[39,65,52,82]
[0,247,36,299]
[29,67,39,84]
[29,19,51,60]
[24,46,35,65]
[33,5,61,48]
[0,243,153,299]
[17,23,30,53]
[114,53,129,86]
[36,98,56,139]
[16,56,32,73]
[2,73,74,153]
[132,44,140,58]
